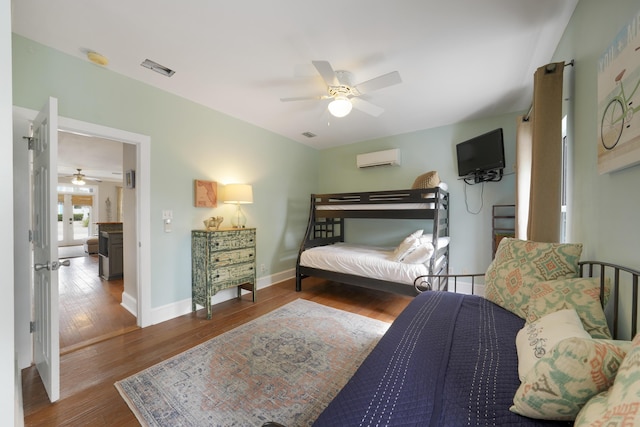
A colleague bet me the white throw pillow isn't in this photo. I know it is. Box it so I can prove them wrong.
[390,229,423,262]
[401,242,435,264]
[515,308,591,381]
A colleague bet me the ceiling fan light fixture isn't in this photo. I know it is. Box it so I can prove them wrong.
[328,96,352,118]
[71,176,86,185]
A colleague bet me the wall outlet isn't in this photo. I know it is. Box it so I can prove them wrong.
[260,264,266,273]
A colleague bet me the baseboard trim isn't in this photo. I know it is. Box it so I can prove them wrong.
[149,268,295,325]
[121,291,138,317]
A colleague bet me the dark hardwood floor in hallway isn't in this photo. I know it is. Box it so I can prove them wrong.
[22,277,413,426]
[58,254,138,354]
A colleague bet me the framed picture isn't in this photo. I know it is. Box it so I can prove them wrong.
[194,180,218,207]
[597,8,640,174]
[125,170,136,189]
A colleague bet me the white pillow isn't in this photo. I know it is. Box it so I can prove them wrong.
[390,230,423,262]
[515,309,591,381]
[401,243,435,264]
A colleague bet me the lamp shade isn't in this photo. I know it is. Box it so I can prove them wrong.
[328,96,353,118]
[223,184,253,204]
[71,176,86,185]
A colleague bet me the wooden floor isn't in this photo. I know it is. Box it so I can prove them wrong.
[22,277,412,426]
[58,254,138,354]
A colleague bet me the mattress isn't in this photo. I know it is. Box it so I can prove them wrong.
[314,291,572,427]
[299,240,449,285]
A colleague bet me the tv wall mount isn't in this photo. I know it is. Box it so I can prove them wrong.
[461,168,504,185]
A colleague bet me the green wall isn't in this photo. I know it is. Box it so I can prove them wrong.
[12,34,318,309]
[318,112,520,274]
[552,0,640,266]
[552,0,640,337]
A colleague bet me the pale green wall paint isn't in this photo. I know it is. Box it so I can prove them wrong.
[552,0,640,338]
[12,34,318,308]
[552,0,640,266]
[318,112,520,274]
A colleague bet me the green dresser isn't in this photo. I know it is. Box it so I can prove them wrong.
[191,228,256,319]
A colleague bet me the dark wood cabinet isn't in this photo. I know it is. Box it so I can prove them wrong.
[98,223,124,280]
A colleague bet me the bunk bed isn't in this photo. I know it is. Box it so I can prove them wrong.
[295,186,449,296]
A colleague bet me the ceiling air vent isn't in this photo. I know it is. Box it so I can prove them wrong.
[302,132,316,138]
[141,59,175,77]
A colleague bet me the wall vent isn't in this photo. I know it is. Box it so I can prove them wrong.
[141,59,175,77]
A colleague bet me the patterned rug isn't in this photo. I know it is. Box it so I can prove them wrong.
[115,299,390,426]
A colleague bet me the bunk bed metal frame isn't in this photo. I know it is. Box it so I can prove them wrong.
[296,187,449,296]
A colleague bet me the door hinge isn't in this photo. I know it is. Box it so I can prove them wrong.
[28,229,33,242]
[23,136,34,150]
[30,321,35,333]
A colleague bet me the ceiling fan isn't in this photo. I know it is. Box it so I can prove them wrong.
[65,168,102,185]
[280,60,402,118]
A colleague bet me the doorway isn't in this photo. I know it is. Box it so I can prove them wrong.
[57,187,96,247]
[57,131,136,351]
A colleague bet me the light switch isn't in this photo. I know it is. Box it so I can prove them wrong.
[162,210,173,220]
[164,218,172,233]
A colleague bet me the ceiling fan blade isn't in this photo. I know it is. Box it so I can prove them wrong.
[280,95,325,102]
[312,60,339,87]
[351,97,385,117]
[354,71,402,95]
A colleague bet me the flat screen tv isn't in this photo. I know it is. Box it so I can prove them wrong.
[456,128,505,179]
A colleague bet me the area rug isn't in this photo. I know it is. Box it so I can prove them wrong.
[115,299,390,426]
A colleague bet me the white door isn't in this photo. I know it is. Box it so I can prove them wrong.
[32,97,64,402]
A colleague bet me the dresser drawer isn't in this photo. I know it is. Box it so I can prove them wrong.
[206,229,255,251]
[209,262,255,285]
[209,247,255,267]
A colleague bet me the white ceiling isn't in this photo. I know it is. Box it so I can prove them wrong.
[11,0,577,152]
[57,131,124,183]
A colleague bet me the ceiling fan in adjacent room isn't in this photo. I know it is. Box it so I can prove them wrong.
[65,168,102,185]
[280,60,402,118]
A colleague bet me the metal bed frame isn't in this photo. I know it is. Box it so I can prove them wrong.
[414,260,640,340]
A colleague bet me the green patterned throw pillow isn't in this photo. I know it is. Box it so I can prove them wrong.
[511,337,628,421]
[575,332,640,426]
[484,238,583,319]
[527,278,612,339]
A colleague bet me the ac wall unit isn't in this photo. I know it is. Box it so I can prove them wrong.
[356,149,401,168]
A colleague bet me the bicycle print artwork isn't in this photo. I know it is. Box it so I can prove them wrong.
[597,10,640,174]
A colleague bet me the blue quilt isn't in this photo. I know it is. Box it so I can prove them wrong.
[314,291,572,426]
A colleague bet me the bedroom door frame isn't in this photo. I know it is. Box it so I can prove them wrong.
[56,114,152,327]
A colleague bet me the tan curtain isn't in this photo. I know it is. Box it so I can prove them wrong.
[516,62,564,243]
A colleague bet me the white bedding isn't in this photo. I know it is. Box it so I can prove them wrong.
[299,239,449,285]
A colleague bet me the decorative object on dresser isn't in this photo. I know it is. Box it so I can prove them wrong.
[223,183,253,228]
[193,179,218,207]
[192,228,256,319]
[203,216,223,230]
